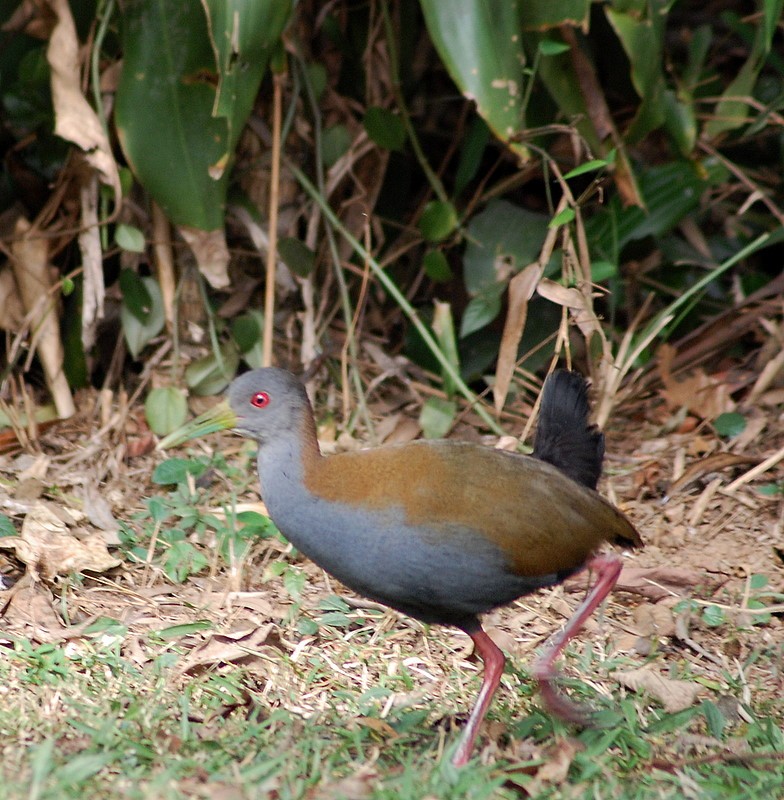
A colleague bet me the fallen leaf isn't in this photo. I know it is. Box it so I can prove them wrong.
[0,501,121,581]
[178,625,282,674]
[523,738,582,797]
[310,766,377,800]
[597,566,717,602]
[616,666,700,712]
[658,344,735,419]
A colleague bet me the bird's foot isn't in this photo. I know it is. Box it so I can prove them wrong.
[535,673,593,725]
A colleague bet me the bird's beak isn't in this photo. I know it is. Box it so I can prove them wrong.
[156,400,238,450]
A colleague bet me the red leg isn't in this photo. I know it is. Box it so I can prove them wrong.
[533,554,622,722]
[452,627,505,767]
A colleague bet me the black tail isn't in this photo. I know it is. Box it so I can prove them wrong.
[532,370,604,490]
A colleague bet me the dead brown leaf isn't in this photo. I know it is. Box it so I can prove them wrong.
[494,263,545,414]
[0,501,121,581]
[179,226,230,290]
[178,624,282,674]
[668,453,757,496]
[309,766,377,800]
[608,566,714,601]
[616,666,700,712]
[522,738,583,797]
[45,0,120,195]
[0,577,65,639]
[658,344,735,419]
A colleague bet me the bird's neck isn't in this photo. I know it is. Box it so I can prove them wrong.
[256,412,323,505]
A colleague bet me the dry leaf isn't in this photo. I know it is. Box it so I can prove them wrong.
[658,344,735,419]
[179,226,230,289]
[616,666,700,712]
[82,484,120,535]
[494,263,544,413]
[0,269,24,331]
[668,453,758,496]
[11,218,75,419]
[179,625,281,674]
[523,738,582,797]
[310,766,377,800]
[602,566,713,602]
[46,0,120,195]
[536,277,603,340]
[79,175,105,349]
[0,578,65,639]
[0,501,121,581]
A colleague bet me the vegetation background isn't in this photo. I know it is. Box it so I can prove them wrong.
[0,1,783,797]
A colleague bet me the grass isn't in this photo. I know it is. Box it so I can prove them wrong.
[1,449,783,798]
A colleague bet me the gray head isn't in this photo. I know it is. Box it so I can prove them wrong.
[227,368,312,444]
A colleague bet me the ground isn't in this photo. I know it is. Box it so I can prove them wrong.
[0,377,782,799]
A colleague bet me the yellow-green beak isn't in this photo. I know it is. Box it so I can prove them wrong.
[156,400,238,449]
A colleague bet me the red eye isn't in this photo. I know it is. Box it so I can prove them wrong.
[250,391,270,408]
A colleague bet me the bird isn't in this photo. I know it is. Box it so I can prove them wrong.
[158,367,642,765]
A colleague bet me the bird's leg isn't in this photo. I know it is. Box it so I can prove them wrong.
[533,553,623,722]
[451,628,506,767]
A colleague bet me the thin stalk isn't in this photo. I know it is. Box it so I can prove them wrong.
[263,71,283,367]
[297,57,373,437]
[380,2,449,204]
[289,164,505,437]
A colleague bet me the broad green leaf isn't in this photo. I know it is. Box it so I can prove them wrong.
[206,0,292,136]
[321,124,351,167]
[319,611,353,628]
[231,312,262,353]
[185,342,240,395]
[662,88,697,157]
[119,268,153,323]
[145,387,188,436]
[423,250,453,282]
[152,458,207,485]
[278,236,315,277]
[116,0,228,231]
[586,161,718,257]
[419,396,456,439]
[318,595,351,612]
[283,567,305,599]
[116,0,290,231]
[454,116,490,196]
[463,199,549,294]
[420,0,527,160]
[0,514,16,537]
[419,200,458,242]
[121,276,164,358]
[605,1,674,145]
[363,106,406,151]
[701,604,726,628]
[233,309,265,369]
[460,286,503,338]
[115,223,145,253]
[714,411,746,437]
[701,700,726,739]
[520,0,591,29]
[749,574,768,590]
